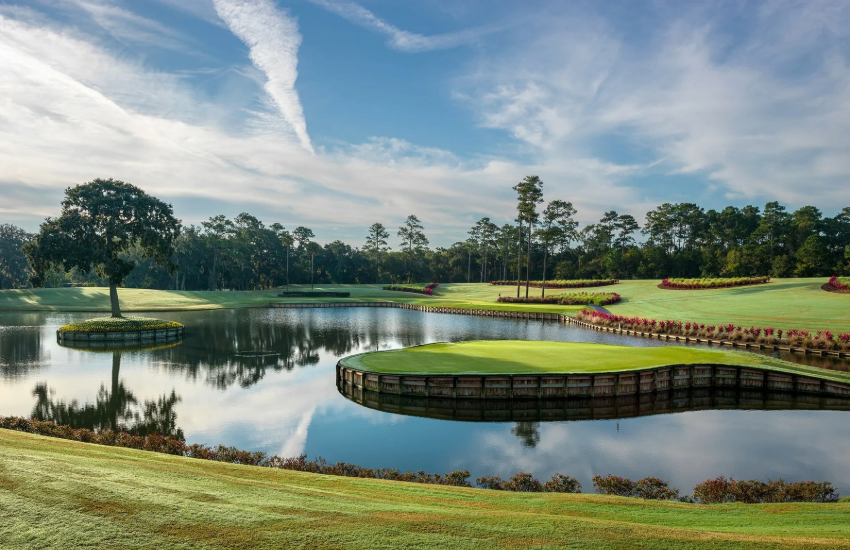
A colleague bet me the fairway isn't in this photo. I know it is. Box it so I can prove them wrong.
[0,278,847,333]
[607,278,849,334]
[2,430,850,550]
[339,340,850,383]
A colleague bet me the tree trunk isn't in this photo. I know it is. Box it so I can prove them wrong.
[542,245,547,297]
[516,221,522,298]
[525,227,532,299]
[109,284,122,318]
[110,351,121,430]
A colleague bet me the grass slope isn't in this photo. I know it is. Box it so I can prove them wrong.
[340,341,850,383]
[607,278,849,333]
[2,430,850,550]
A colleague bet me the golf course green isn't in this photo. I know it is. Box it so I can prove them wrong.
[340,341,850,383]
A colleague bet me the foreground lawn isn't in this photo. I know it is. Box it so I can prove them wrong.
[607,278,849,334]
[2,430,850,550]
[340,341,850,383]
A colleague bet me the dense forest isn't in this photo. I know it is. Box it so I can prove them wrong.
[1,200,849,290]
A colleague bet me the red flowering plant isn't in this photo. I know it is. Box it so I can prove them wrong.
[826,276,850,291]
[383,283,439,295]
[574,309,847,351]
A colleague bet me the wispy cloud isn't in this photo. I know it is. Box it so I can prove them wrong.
[213,0,313,153]
[459,1,850,206]
[72,0,189,51]
[307,0,488,52]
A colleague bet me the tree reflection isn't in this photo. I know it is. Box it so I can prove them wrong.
[0,324,42,378]
[32,351,183,438]
[512,422,541,448]
[154,310,368,389]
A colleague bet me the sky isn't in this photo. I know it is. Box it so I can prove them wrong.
[1,0,849,247]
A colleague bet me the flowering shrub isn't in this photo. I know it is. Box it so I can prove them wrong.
[825,276,850,292]
[692,476,838,503]
[491,279,619,288]
[59,317,183,333]
[498,292,621,306]
[476,475,505,490]
[660,276,770,290]
[592,474,680,500]
[574,309,850,351]
[592,474,637,497]
[542,473,583,493]
[383,283,439,295]
[2,417,840,502]
[503,472,543,492]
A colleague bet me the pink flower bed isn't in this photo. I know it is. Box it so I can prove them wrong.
[575,309,850,351]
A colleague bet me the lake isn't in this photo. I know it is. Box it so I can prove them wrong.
[2,307,849,494]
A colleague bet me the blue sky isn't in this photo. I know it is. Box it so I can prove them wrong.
[1,0,848,246]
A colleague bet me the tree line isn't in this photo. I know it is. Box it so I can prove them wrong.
[2,177,849,291]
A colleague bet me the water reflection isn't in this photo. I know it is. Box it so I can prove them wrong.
[2,308,850,495]
[339,384,850,423]
[32,351,184,438]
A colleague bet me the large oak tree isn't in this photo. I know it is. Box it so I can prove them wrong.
[24,178,180,318]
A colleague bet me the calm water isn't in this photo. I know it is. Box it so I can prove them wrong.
[2,308,850,494]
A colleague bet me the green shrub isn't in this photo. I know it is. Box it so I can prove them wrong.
[59,317,182,333]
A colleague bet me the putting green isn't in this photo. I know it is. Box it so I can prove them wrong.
[340,341,850,383]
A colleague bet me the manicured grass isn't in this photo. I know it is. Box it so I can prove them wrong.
[0,284,586,314]
[1,279,847,333]
[2,430,849,550]
[340,341,850,383]
[608,278,849,334]
[59,316,182,332]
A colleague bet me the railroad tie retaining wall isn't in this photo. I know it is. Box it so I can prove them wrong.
[57,326,185,342]
[336,362,850,399]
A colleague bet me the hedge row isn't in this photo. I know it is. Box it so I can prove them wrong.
[0,417,838,502]
[59,317,183,333]
[660,276,770,290]
[490,279,619,288]
[497,292,621,306]
[575,309,850,351]
[383,283,439,295]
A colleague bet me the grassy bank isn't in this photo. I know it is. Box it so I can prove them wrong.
[2,430,850,550]
[1,278,847,333]
[0,284,586,314]
[340,341,850,383]
[607,278,849,334]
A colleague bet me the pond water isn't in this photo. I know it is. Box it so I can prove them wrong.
[2,307,850,494]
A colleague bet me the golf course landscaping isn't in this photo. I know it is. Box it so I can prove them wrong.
[338,340,850,384]
[2,429,850,550]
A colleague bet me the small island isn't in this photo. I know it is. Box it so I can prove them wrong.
[57,316,184,343]
[338,341,850,398]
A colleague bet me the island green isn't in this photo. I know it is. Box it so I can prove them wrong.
[340,341,850,384]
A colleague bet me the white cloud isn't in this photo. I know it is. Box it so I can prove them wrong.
[459,1,850,206]
[72,0,189,51]
[213,0,313,153]
[307,0,488,53]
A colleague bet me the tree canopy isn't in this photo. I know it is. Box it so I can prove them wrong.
[24,178,180,317]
